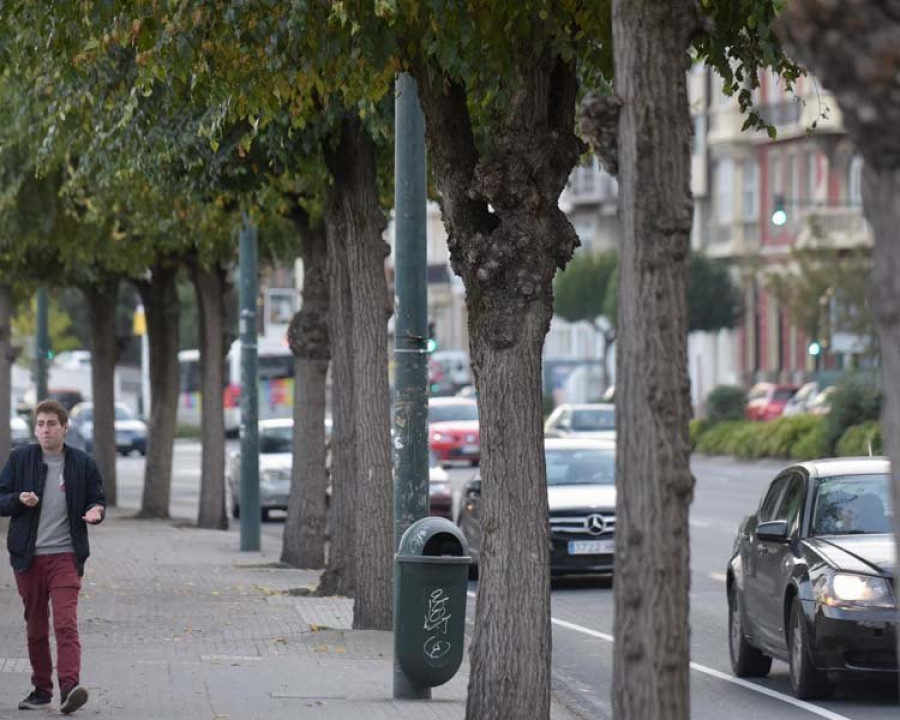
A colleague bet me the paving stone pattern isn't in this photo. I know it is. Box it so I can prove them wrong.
[1,510,577,719]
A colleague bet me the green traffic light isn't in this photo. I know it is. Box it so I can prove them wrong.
[426,338,438,353]
[807,340,822,356]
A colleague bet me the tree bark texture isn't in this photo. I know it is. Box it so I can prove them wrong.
[282,209,331,570]
[135,262,181,519]
[777,0,900,676]
[318,171,358,600]
[189,256,229,530]
[0,284,13,467]
[0,284,12,537]
[323,116,394,630]
[413,53,582,720]
[611,2,697,718]
[85,280,119,507]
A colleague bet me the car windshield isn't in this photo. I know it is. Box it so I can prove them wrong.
[773,388,796,401]
[571,408,615,432]
[260,426,293,454]
[428,403,478,423]
[115,406,134,421]
[812,474,892,536]
[546,448,616,486]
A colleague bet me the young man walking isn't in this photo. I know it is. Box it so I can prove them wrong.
[0,400,106,714]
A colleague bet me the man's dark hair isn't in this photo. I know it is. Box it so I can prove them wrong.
[34,400,68,426]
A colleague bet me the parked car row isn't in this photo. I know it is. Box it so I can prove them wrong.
[746,381,835,421]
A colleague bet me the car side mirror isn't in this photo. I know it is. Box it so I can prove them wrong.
[756,520,789,542]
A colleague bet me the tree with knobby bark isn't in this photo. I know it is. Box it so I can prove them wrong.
[344,1,800,717]
[776,0,900,674]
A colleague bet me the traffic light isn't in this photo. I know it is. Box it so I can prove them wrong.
[771,193,788,227]
[807,340,822,357]
[426,320,438,353]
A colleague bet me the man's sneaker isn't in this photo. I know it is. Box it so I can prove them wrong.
[59,685,88,714]
[18,689,51,710]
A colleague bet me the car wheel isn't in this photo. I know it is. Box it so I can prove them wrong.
[728,584,772,677]
[231,503,240,520]
[261,508,270,523]
[470,459,479,467]
[788,597,832,700]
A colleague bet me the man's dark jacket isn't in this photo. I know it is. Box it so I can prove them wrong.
[0,442,106,576]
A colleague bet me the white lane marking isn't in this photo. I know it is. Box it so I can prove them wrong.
[709,572,728,583]
[466,591,852,720]
[687,663,853,720]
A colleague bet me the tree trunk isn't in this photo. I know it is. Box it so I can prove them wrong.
[85,279,119,506]
[318,185,358,599]
[135,262,181,519]
[413,53,583,720]
[323,117,394,629]
[777,0,900,677]
[0,284,13,465]
[611,2,697,718]
[189,256,229,530]
[282,208,330,569]
[866,165,900,675]
[0,284,12,537]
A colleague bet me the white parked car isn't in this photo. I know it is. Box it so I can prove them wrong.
[544,403,616,439]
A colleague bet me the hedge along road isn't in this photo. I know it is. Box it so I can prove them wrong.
[463,454,896,720]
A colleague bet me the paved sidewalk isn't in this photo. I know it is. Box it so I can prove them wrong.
[0,511,580,719]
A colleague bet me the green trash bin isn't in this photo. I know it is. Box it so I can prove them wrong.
[394,517,471,694]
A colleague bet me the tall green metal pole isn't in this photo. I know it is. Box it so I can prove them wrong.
[392,73,430,700]
[239,217,261,551]
[35,288,49,402]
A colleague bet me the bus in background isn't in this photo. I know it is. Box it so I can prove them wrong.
[177,338,295,435]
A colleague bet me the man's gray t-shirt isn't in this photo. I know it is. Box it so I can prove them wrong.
[34,451,74,555]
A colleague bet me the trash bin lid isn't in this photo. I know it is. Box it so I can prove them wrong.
[396,516,469,560]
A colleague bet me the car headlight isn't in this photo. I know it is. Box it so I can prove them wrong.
[814,572,894,609]
[431,432,444,442]
[261,469,289,486]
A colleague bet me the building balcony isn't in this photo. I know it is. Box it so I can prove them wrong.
[795,206,871,250]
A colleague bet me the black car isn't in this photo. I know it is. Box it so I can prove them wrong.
[727,457,896,699]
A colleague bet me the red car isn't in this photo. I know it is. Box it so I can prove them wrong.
[428,397,480,466]
[745,383,798,421]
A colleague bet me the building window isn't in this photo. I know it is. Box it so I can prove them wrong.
[742,160,759,221]
[714,158,734,225]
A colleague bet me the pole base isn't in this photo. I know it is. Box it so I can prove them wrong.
[393,665,431,700]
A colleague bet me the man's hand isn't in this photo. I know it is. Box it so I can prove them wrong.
[19,491,39,507]
[83,506,104,524]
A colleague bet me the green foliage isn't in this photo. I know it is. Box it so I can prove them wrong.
[689,418,709,448]
[553,250,617,323]
[689,254,742,332]
[555,251,741,333]
[693,1,805,136]
[824,376,882,454]
[836,421,882,457]
[764,233,874,359]
[789,420,827,461]
[705,385,747,424]
[693,416,826,460]
[11,293,83,366]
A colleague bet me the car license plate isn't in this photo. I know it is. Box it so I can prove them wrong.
[460,445,479,455]
[568,539,614,555]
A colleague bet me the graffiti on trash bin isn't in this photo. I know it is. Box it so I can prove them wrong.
[408,526,429,555]
[423,587,452,661]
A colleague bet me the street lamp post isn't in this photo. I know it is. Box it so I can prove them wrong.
[34,289,50,402]
[239,216,261,552]
[392,72,430,700]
